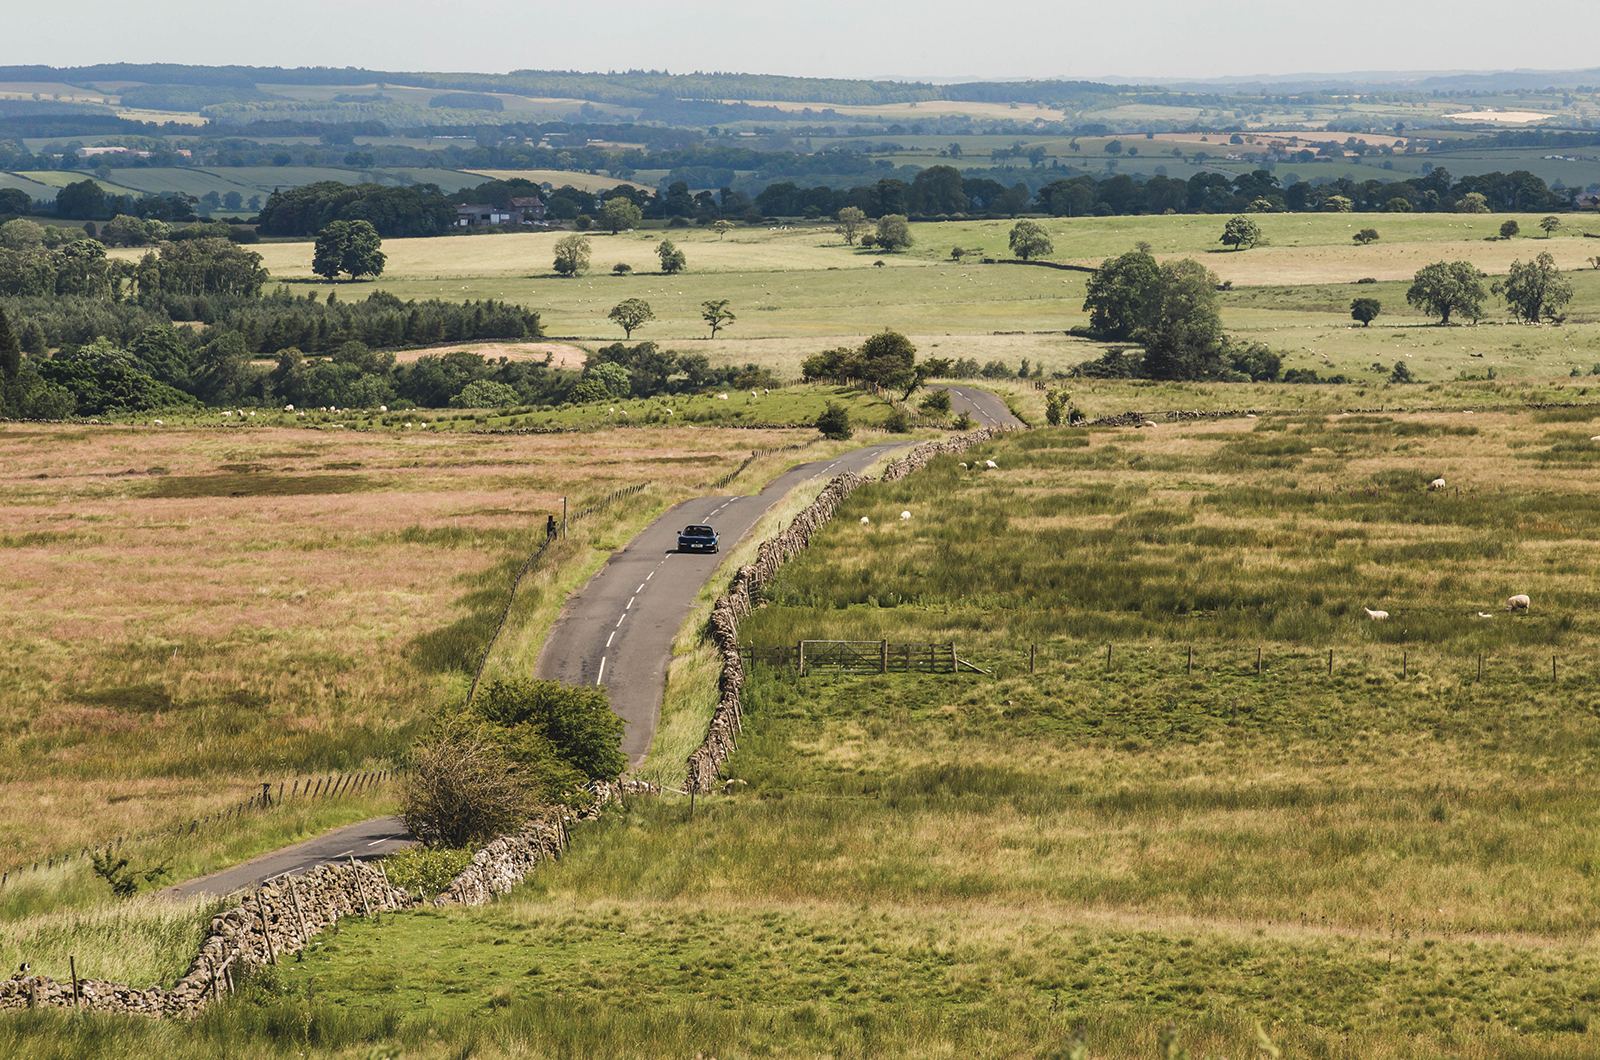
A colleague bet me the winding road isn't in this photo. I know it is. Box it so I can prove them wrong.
[165,390,1023,895]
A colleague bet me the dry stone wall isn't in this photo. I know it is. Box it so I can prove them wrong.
[686,426,1014,793]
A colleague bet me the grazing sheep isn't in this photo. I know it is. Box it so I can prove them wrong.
[860,516,870,524]
[1363,607,1390,620]
[1143,420,1158,428]
[1429,478,1446,490]
[959,462,968,468]
[985,460,998,469]
[1476,612,1495,618]
[900,511,911,520]
[1506,594,1531,613]
[284,404,294,412]
[152,419,162,426]
[717,393,729,400]
[379,405,387,412]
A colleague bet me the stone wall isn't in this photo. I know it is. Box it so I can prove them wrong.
[686,426,1014,793]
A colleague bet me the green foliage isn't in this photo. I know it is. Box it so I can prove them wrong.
[884,406,910,433]
[599,198,642,234]
[1456,191,1490,213]
[1083,248,1161,341]
[1350,296,1382,326]
[801,331,917,388]
[1389,360,1418,383]
[873,214,912,252]
[1492,251,1572,324]
[449,379,520,409]
[1007,219,1053,260]
[815,400,852,439]
[256,180,454,238]
[471,677,627,782]
[1352,227,1379,245]
[1139,259,1226,381]
[1499,219,1520,240]
[700,298,735,338]
[311,219,385,281]
[0,304,19,381]
[1406,260,1488,324]
[552,234,591,277]
[586,361,632,399]
[918,388,951,416]
[833,206,867,245]
[382,846,473,898]
[1540,215,1562,237]
[88,851,171,898]
[656,239,686,274]
[1219,214,1261,250]
[606,297,655,339]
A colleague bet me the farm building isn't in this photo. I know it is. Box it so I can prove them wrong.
[454,197,546,226]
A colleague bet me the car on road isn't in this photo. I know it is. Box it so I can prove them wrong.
[677,524,719,553]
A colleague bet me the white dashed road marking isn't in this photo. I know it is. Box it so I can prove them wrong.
[596,656,607,684]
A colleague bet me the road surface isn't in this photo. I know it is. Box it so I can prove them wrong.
[934,384,1026,430]
[536,442,912,762]
[162,816,413,899]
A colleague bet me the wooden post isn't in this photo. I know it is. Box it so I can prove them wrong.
[1030,644,1036,674]
[798,640,805,676]
[1478,653,1483,682]
[69,955,79,1007]
[1553,655,1557,682]
[1256,647,1262,675]
[949,643,957,675]
[1107,643,1112,669]
[1328,648,1333,676]
[256,893,277,966]
[1402,651,1407,679]
[287,875,310,945]
[347,856,373,919]
[689,787,696,820]
[880,639,888,674]
[1187,645,1193,675]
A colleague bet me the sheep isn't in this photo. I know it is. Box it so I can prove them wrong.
[985,460,998,469]
[1506,594,1531,613]
[717,393,729,400]
[1429,478,1446,491]
[1363,607,1390,620]
[959,462,968,468]
[284,404,295,412]
[1476,612,1495,618]
[860,516,870,524]
[900,511,911,520]
[1143,420,1158,428]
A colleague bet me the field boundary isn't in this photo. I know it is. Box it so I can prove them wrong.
[685,427,1014,793]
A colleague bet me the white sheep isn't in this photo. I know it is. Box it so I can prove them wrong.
[900,511,911,520]
[860,516,870,524]
[284,404,294,412]
[717,393,729,400]
[152,419,162,426]
[959,462,968,468]
[1429,478,1446,490]
[1143,420,1158,428]
[379,405,387,412]
[1506,594,1531,613]
[985,460,997,469]
[1363,607,1389,620]
[1476,612,1494,618]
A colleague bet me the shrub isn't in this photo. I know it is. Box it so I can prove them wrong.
[919,389,951,415]
[816,401,852,440]
[383,846,474,898]
[884,407,910,433]
[402,724,530,849]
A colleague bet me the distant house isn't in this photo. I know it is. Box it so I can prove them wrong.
[455,197,546,227]
[1576,192,1600,211]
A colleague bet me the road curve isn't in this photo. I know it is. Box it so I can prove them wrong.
[933,384,1026,429]
[160,816,414,899]
[536,442,911,762]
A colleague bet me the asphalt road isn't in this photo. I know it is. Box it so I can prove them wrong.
[934,384,1026,430]
[162,816,414,900]
[536,442,912,762]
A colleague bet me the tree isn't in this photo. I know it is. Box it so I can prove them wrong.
[833,206,867,246]
[1138,259,1226,381]
[312,219,385,281]
[402,723,530,849]
[1353,228,1380,245]
[1539,215,1562,238]
[712,219,735,240]
[874,214,913,252]
[1493,252,1573,324]
[1456,192,1490,213]
[1008,219,1053,261]
[54,179,106,220]
[919,388,951,416]
[553,234,591,277]
[701,299,735,338]
[1390,361,1417,383]
[657,239,686,274]
[599,198,642,234]
[1499,219,1520,240]
[608,298,655,339]
[1406,260,1488,324]
[1083,249,1162,341]
[1219,215,1261,251]
[1385,197,1413,212]
[816,401,852,440]
[1323,195,1353,213]
[0,218,44,249]
[450,380,521,409]
[0,306,20,381]
[1350,297,1382,326]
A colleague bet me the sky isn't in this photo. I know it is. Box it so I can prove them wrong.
[7,0,1597,85]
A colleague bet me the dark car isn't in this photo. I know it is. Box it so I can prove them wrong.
[677,524,719,553]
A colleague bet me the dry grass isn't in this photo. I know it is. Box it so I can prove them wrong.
[0,422,818,868]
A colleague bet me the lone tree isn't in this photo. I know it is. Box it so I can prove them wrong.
[599,198,642,234]
[1008,219,1053,261]
[657,239,686,274]
[1493,251,1573,324]
[701,299,735,338]
[1406,260,1488,324]
[1350,297,1382,326]
[873,214,913,252]
[607,298,655,339]
[712,219,735,240]
[1220,215,1262,250]
[815,401,852,440]
[552,234,591,277]
[312,219,385,280]
[1353,228,1380,245]
[833,206,867,245]
[1500,219,1520,240]
[1539,215,1563,238]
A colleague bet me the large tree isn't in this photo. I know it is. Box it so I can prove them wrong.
[657,239,686,274]
[1350,297,1382,327]
[873,214,913,252]
[1008,219,1053,261]
[1138,259,1226,381]
[55,179,107,220]
[1219,215,1261,250]
[0,305,20,381]
[1083,248,1163,341]
[1406,260,1488,324]
[1493,252,1572,324]
[311,220,385,281]
[701,299,735,338]
[607,298,655,339]
[599,198,643,234]
[833,206,867,245]
[552,234,591,277]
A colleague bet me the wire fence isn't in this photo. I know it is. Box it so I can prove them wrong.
[701,441,818,491]
[0,767,408,889]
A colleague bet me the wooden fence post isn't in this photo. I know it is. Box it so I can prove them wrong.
[348,856,373,919]
[1256,647,1262,675]
[1030,644,1036,675]
[1187,645,1193,675]
[69,956,79,1007]
[1402,651,1407,679]
[880,639,887,674]
[1478,653,1483,682]
[1107,644,1112,669]
[1328,649,1333,676]
[256,893,277,966]
[288,875,310,945]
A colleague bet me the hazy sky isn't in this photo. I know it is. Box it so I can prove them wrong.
[8,0,1596,84]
